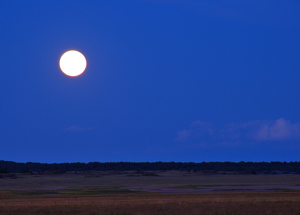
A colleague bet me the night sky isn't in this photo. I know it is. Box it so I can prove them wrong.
[1,0,300,163]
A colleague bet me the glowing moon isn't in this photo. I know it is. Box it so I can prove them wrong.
[59,50,87,77]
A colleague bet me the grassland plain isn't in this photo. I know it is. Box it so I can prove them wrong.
[1,171,300,214]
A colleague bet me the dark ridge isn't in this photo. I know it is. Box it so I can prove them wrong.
[1,160,300,174]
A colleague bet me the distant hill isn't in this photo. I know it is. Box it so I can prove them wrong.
[1,160,300,174]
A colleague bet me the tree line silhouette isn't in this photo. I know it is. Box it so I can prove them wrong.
[1,160,300,174]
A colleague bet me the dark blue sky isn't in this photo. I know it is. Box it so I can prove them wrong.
[1,0,300,163]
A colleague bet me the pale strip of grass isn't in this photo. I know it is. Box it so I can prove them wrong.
[0,195,300,215]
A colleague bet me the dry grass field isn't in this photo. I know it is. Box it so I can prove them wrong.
[1,171,300,214]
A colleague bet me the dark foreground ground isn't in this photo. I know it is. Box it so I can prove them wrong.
[1,171,300,214]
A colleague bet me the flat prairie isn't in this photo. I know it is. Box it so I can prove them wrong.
[1,171,300,214]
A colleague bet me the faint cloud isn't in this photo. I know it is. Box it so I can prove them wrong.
[176,118,300,143]
[175,129,192,141]
[175,120,214,142]
[64,125,93,132]
[251,118,300,141]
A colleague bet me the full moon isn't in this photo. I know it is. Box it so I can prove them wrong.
[59,50,87,77]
